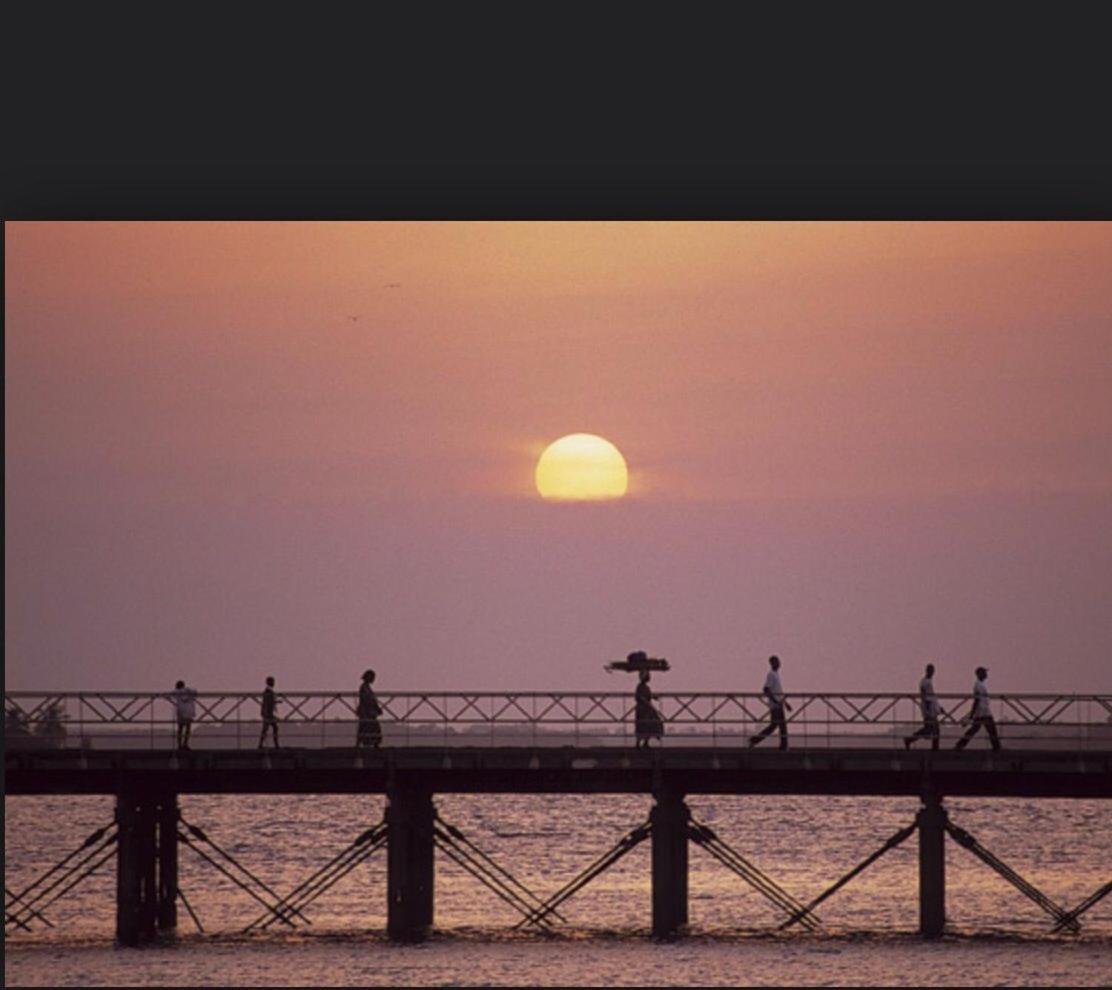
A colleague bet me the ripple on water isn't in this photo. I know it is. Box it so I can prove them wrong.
[5,794,1111,986]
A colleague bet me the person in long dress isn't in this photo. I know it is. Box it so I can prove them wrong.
[634,670,663,748]
[356,669,383,749]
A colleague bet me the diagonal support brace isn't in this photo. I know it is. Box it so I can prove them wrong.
[6,824,117,931]
[514,821,652,930]
[180,818,311,927]
[433,812,561,930]
[1051,880,1112,933]
[244,821,387,932]
[779,820,917,931]
[945,820,1080,933]
[688,819,820,931]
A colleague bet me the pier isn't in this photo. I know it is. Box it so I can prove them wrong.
[5,690,1111,944]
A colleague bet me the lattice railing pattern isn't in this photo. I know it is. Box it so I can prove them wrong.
[5,691,1111,751]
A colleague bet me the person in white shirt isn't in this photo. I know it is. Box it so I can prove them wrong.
[954,666,1001,751]
[904,663,941,751]
[748,655,791,750]
[171,680,199,750]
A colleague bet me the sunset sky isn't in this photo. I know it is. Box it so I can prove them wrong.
[5,222,1111,694]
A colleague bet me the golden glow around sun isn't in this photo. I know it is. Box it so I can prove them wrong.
[535,434,628,500]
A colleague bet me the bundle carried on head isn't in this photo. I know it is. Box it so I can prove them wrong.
[605,650,671,673]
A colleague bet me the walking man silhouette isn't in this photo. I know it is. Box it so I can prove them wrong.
[258,676,280,749]
[954,666,1001,751]
[749,655,791,750]
[905,663,940,750]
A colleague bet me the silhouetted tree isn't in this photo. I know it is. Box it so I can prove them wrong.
[6,706,31,737]
[32,701,67,748]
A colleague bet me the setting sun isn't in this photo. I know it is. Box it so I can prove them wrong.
[535,433,628,500]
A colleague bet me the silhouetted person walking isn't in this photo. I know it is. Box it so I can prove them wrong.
[749,655,791,750]
[634,669,664,748]
[171,680,198,750]
[356,669,383,749]
[905,663,940,750]
[258,676,280,749]
[955,666,1001,751]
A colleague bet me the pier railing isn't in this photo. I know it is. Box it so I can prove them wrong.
[5,691,1111,753]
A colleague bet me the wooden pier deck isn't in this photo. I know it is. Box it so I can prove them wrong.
[8,744,1110,798]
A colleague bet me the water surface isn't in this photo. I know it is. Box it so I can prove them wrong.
[5,794,1110,986]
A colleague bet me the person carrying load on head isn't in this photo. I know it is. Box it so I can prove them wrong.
[606,649,670,674]
[634,666,665,748]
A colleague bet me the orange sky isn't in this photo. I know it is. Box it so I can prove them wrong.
[6,222,1112,692]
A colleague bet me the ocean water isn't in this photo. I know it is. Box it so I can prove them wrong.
[5,793,1110,987]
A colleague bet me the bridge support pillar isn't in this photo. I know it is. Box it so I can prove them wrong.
[156,792,179,931]
[387,784,435,941]
[918,792,946,939]
[116,787,178,945]
[650,792,689,938]
[116,788,157,945]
